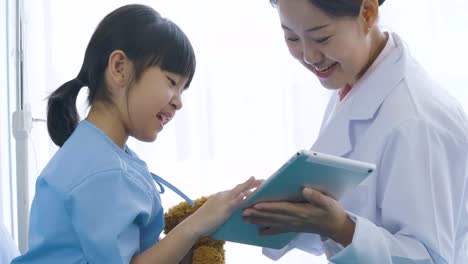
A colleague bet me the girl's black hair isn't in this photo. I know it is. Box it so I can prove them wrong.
[269,0,385,17]
[47,4,196,147]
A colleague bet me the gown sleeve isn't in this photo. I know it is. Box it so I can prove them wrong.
[65,169,158,263]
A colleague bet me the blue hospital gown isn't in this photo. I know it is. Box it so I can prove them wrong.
[12,120,174,263]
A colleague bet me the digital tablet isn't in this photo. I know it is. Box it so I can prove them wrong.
[210,150,376,249]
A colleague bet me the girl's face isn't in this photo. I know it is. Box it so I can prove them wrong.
[125,67,187,142]
[277,0,374,90]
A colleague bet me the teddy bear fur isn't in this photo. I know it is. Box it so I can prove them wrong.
[164,197,226,264]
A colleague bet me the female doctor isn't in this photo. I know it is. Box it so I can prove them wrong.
[243,0,468,263]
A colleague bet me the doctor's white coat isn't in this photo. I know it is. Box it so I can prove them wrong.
[263,33,468,264]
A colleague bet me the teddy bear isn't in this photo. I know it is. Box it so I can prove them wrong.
[164,197,226,264]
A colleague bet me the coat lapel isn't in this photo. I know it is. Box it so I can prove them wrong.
[312,95,354,156]
[311,33,407,157]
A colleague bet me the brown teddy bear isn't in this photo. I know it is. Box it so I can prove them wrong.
[164,197,226,264]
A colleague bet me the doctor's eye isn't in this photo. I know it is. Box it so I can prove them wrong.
[315,36,332,44]
[287,37,300,42]
[285,34,300,42]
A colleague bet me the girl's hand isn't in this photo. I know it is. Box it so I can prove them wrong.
[242,187,356,246]
[132,179,262,264]
[186,177,263,237]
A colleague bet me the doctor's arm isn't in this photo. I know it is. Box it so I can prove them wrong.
[325,120,467,264]
[246,119,468,263]
[321,119,468,264]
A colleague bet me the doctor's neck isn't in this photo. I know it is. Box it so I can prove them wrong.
[341,29,387,101]
[354,28,388,83]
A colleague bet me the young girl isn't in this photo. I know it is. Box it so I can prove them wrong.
[243,0,468,263]
[12,4,261,263]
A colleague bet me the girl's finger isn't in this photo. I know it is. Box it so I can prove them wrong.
[231,176,255,195]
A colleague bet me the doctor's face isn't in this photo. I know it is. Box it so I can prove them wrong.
[277,0,372,90]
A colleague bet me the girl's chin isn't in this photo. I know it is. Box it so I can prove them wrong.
[136,133,158,143]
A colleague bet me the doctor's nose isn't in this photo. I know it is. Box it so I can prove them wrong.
[302,45,323,66]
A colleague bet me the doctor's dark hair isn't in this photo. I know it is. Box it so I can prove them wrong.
[269,0,385,17]
[47,4,196,147]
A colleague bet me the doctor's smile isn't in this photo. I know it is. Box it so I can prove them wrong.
[311,61,339,78]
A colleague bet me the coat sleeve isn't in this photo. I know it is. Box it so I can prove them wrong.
[263,118,468,263]
[262,233,324,260]
[324,118,468,263]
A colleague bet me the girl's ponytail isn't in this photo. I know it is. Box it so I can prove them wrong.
[47,70,87,147]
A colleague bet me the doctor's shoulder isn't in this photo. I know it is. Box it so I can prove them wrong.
[402,57,468,140]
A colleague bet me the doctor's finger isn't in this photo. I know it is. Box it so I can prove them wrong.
[252,201,321,216]
[258,226,290,236]
[243,214,293,229]
[302,188,334,211]
[242,208,300,224]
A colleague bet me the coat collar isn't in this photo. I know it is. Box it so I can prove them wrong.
[349,33,406,121]
[312,33,408,156]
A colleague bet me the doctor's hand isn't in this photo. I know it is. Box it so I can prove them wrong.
[185,176,263,238]
[242,187,356,247]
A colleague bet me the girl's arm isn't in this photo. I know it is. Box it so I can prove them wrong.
[131,219,198,264]
[132,176,263,264]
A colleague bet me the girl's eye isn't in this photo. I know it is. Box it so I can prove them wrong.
[167,76,177,87]
[316,36,331,44]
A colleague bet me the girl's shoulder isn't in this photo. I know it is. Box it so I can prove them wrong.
[40,121,157,198]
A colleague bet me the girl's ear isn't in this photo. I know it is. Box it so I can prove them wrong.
[359,0,379,33]
[107,50,133,96]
